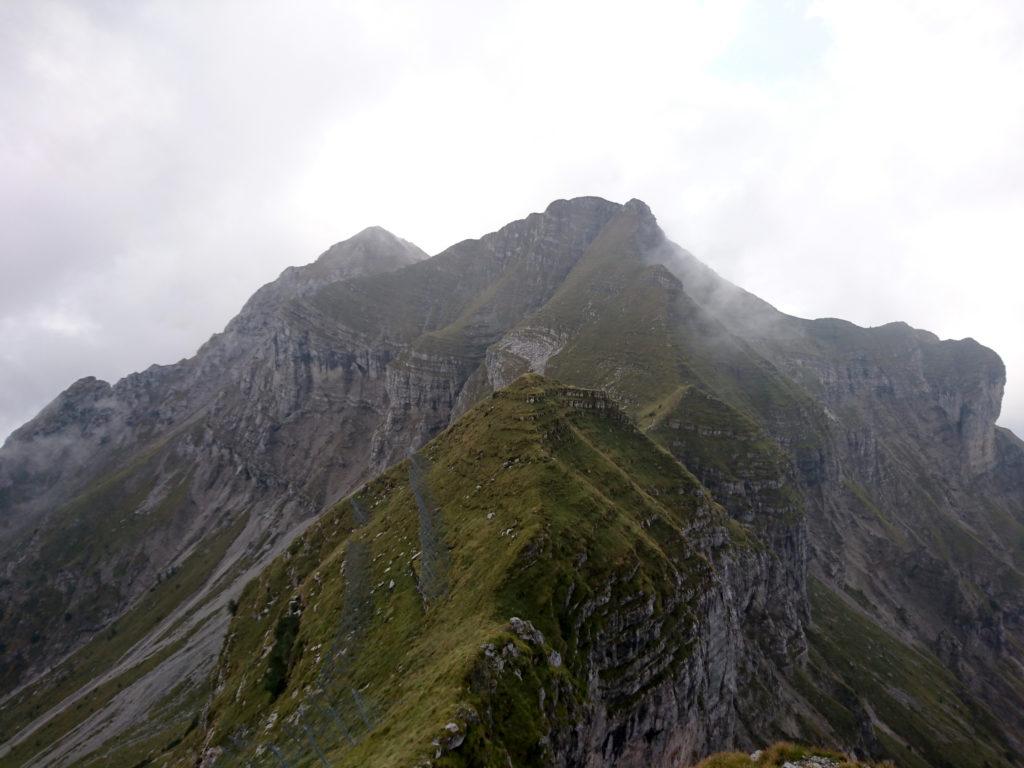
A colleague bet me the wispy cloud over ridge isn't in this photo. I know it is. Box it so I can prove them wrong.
[1,0,1022,438]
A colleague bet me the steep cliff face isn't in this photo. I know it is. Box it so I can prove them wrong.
[160,378,806,768]
[0,196,1021,768]
[660,244,1024,765]
[0,227,428,542]
[0,200,624,694]
[0,198,632,766]
[0,227,427,760]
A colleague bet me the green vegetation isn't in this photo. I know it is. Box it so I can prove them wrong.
[0,634,188,768]
[73,674,207,768]
[0,511,247,760]
[262,613,301,699]
[0,434,196,688]
[6,198,1020,767]
[842,479,905,544]
[647,386,801,524]
[801,578,1015,768]
[692,741,879,767]
[497,202,817,533]
[157,375,731,768]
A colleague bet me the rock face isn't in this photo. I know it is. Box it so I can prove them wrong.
[0,227,429,758]
[659,245,1024,763]
[0,197,1021,768]
[174,378,809,768]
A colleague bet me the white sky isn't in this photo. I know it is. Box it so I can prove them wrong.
[1,0,1022,440]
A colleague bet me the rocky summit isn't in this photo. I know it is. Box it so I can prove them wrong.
[0,197,1021,768]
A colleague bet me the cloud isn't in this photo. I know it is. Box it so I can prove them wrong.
[1,0,1022,440]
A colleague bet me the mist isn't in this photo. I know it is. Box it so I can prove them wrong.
[2,0,1022,440]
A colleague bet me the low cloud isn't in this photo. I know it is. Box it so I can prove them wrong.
[1,0,1022,439]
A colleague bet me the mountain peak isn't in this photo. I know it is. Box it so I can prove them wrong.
[533,196,661,252]
[542,195,622,220]
[539,195,654,219]
[341,224,423,252]
[354,224,393,237]
[3,197,1022,768]
[318,225,427,266]
[623,197,652,214]
[228,226,426,327]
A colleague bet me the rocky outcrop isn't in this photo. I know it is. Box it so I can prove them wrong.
[0,226,425,730]
[659,245,1024,762]
[558,541,805,767]
[0,199,632,765]
[1,196,1021,767]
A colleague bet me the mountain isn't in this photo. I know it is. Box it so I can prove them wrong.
[181,376,788,767]
[0,197,1021,768]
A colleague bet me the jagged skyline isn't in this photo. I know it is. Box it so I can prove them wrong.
[3,194,1018,766]
[2,0,1022,441]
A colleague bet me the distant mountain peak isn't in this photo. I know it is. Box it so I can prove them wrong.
[623,196,652,214]
[322,224,427,262]
[542,194,622,218]
[227,225,426,329]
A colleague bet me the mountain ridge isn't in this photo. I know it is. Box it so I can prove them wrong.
[0,196,1021,767]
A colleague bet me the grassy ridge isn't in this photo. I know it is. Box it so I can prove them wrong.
[159,376,726,767]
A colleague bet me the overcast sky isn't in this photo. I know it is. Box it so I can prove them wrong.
[2,0,1022,441]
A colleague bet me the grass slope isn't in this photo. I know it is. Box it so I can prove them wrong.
[797,578,1015,768]
[0,513,246,767]
[156,375,727,768]
[692,740,881,767]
